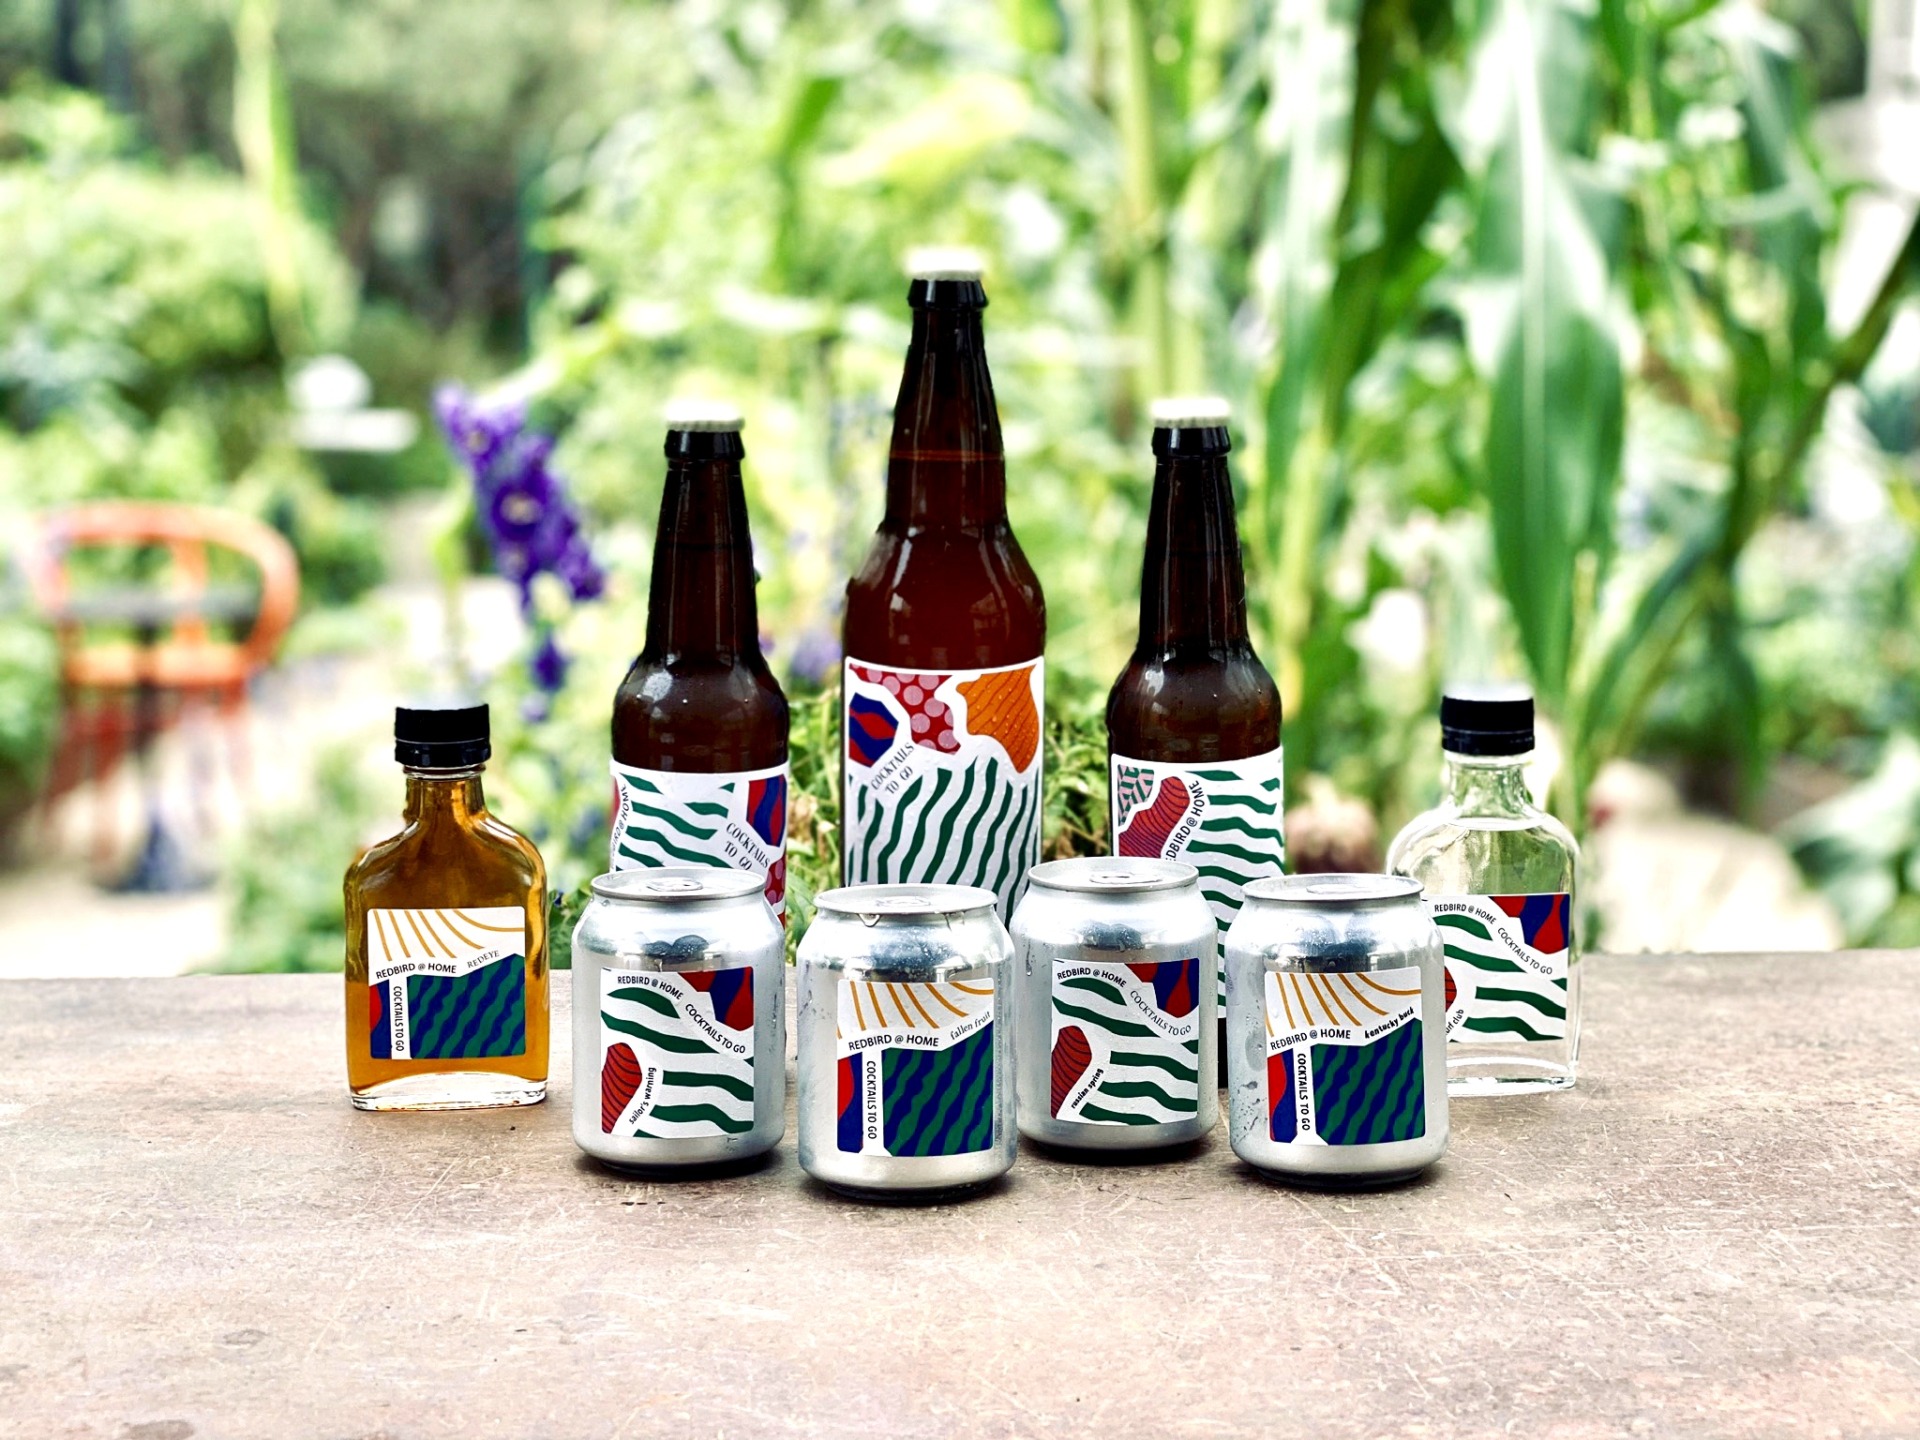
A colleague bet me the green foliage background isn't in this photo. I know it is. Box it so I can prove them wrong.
[471,0,1920,951]
[7,0,1920,959]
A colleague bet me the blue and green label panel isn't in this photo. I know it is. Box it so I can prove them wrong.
[1428,894,1570,1044]
[835,976,995,1157]
[841,658,1044,919]
[1264,965,1426,1146]
[610,760,788,919]
[1111,747,1285,1006]
[367,906,527,1061]
[1050,958,1201,1126]
[600,966,756,1139]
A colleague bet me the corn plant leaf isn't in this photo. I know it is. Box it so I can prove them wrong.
[1456,0,1623,708]
[1254,0,1359,518]
[816,75,1032,190]
[1245,0,1359,700]
[1317,0,1459,435]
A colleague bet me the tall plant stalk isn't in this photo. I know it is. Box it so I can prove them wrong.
[232,0,309,359]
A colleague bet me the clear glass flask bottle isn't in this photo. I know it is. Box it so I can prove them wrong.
[1387,687,1579,1094]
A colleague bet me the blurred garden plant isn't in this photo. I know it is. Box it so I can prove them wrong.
[27,0,1917,952]
[453,0,1920,929]
[0,78,385,634]
[0,81,376,842]
[435,385,605,712]
[1786,735,1920,946]
[213,745,383,974]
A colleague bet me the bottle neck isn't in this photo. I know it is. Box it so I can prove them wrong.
[1442,752,1534,815]
[643,453,762,664]
[884,303,1006,531]
[403,767,486,824]
[1137,451,1250,656]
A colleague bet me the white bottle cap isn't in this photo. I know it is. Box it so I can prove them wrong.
[905,246,986,280]
[1149,396,1232,427]
[662,399,745,432]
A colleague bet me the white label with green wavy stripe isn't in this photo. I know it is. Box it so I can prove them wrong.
[842,657,1044,918]
[1110,747,1286,1005]
[599,966,756,1139]
[366,906,528,1062]
[1428,894,1571,1044]
[609,760,788,919]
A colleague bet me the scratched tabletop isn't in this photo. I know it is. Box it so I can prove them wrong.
[1,955,1915,1440]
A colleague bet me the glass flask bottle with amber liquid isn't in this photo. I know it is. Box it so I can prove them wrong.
[610,404,790,915]
[343,702,549,1110]
[1107,399,1285,1060]
[842,249,1047,920]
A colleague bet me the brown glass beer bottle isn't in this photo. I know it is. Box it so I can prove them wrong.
[1107,398,1285,1029]
[611,403,790,915]
[842,250,1046,918]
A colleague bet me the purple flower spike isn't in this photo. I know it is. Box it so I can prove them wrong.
[531,629,569,693]
[434,379,608,696]
[494,544,535,588]
[487,475,563,546]
[517,433,555,470]
[432,384,468,439]
[435,387,525,475]
[555,543,605,602]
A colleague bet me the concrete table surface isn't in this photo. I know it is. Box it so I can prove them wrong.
[0,954,1915,1440]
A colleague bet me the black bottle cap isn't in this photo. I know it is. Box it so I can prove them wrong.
[1440,684,1534,756]
[1149,396,1232,457]
[395,700,491,769]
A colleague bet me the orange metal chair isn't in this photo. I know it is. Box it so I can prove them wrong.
[23,502,300,863]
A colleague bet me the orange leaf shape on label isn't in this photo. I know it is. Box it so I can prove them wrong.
[956,665,1040,773]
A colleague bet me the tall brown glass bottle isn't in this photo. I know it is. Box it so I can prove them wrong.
[1107,399,1285,1031]
[842,251,1046,918]
[611,404,790,915]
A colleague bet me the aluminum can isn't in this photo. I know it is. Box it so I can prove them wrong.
[1012,857,1217,1150]
[1225,873,1448,1185]
[797,883,1015,1198]
[570,867,785,1170]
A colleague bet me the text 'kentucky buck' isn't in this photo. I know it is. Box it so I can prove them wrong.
[610,403,790,917]
[842,250,1046,918]
[1107,398,1286,1030]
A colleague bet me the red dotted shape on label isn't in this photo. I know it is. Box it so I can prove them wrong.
[852,665,959,753]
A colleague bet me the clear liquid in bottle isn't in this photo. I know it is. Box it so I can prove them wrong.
[1387,686,1578,1094]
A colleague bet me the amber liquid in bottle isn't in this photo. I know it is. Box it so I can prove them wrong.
[344,757,549,1110]
[614,423,788,775]
[1107,412,1284,1075]
[842,269,1047,915]
[610,417,790,910]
